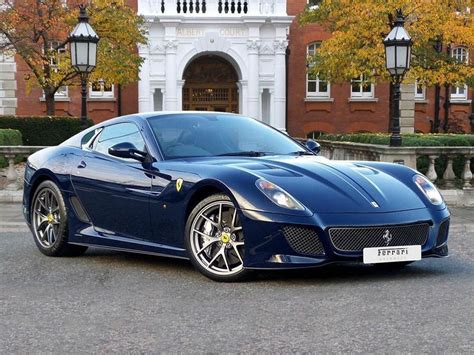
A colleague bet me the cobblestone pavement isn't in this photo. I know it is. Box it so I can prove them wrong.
[0,203,473,353]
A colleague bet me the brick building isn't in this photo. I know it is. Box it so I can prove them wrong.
[1,0,472,135]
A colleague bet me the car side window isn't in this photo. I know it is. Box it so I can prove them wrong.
[93,123,146,160]
[81,128,102,150]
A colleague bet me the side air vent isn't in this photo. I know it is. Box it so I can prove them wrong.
[70,196,90,223]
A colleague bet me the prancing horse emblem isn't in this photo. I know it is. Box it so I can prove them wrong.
[176,178,183,192]
[382,230,393,246]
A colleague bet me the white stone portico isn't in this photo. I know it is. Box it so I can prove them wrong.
[138,0,293,130]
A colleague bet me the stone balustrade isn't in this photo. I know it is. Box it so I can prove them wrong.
[1,143,473,192]
[318,140,474,189]
[141,0,287,16]
[0,146,47,191]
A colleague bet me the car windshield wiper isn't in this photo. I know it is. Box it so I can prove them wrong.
[288,150,314,156]
[217,151,269,157]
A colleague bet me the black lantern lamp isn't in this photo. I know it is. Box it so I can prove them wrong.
[384,9,413,147]
[68,5,99,127]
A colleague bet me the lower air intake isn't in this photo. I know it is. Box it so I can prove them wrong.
[436,219,450,247]
[282,226,325,256]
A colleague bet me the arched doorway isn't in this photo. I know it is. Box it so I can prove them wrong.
[182,55,239,113]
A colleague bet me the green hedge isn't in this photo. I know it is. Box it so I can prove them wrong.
[319,133,474,184]
[0,129,23,168]
[0,116,92,146]
[319,133,474,147]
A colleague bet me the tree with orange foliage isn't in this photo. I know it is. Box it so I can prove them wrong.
[0,0,147,115]
[299,0,474,88]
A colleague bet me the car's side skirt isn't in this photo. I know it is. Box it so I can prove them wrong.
[69,242,190,261]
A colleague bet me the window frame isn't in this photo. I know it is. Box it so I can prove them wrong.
[350,74,375,99]
[307,0,322,10]
[306,42,331,99]
[89,79,115,99]
[451,84,468,101]
[414,82,426,101]
[452,46,469,64]
[450,47,469,101]
[41,41,69,100]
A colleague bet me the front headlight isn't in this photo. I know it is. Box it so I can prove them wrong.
[256,179,305,210]
[413,174,443,205]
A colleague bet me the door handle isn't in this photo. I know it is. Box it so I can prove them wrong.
[77,161,87,169]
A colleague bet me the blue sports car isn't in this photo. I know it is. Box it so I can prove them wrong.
[23,112,450,281]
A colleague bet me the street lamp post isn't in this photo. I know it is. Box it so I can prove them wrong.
[383,9,413,147]
[68,5,99,128]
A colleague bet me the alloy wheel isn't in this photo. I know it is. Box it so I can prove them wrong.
[32,187,61,248]
[189,200,245,276]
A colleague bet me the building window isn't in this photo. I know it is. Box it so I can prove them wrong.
[306,130,325,139]
[415,82,426,100]
[48,41,66,70]
[452,46,468,64]
[450,47,469,101]
[306,42,330,98]
[42,86,68,100]
[307,0,322,10]
[43,41,68,99]
[55,86,68,98]
[90,79,114,99]
[351,74,374,99]
[451,84,468,101]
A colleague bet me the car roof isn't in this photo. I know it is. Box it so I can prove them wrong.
[137,111,241,119]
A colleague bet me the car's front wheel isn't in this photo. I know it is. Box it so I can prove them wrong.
[31,180,87,257]
[185,194,251,282]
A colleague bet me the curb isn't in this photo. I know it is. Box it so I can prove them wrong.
[439,189,474,208]
[0,190,22,203]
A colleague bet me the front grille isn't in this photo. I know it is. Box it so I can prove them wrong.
[436,219,450,247]
[282,226,325,256]
[329,223,430,252]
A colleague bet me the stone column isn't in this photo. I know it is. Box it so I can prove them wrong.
[176,79,185,111]
[247,40,260,119]
[400,83,415,134]
[238,80,248,115]
[138,44,151,113]
[273,39,287,132]
[0,52,17,115]
[164,40,178,111]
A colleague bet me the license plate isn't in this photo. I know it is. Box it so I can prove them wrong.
[363,245,421,264]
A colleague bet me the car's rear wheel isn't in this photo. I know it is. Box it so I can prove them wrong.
[185,194,252,282]
[31,180,87,257]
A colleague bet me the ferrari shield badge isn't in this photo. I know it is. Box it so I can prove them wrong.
[176,178,183,192]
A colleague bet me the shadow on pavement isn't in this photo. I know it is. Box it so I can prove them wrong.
[76,247,467,285]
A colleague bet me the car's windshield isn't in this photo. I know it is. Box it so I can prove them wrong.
[147,113,306,160]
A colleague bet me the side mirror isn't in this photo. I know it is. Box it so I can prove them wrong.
[305,139,321,155]
[108,142,147,162]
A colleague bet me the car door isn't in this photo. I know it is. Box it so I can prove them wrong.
[70,122,153,240]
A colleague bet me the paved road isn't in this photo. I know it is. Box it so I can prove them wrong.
[1,203,473,353]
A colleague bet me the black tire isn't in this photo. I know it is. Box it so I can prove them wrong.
[31,180,88,257]
[185,193,252,282]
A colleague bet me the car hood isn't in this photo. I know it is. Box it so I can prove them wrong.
[195,155,425,214]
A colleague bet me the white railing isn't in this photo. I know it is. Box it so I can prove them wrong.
[143,0,287,16]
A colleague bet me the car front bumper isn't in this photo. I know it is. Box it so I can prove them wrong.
[240,207,450,269]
